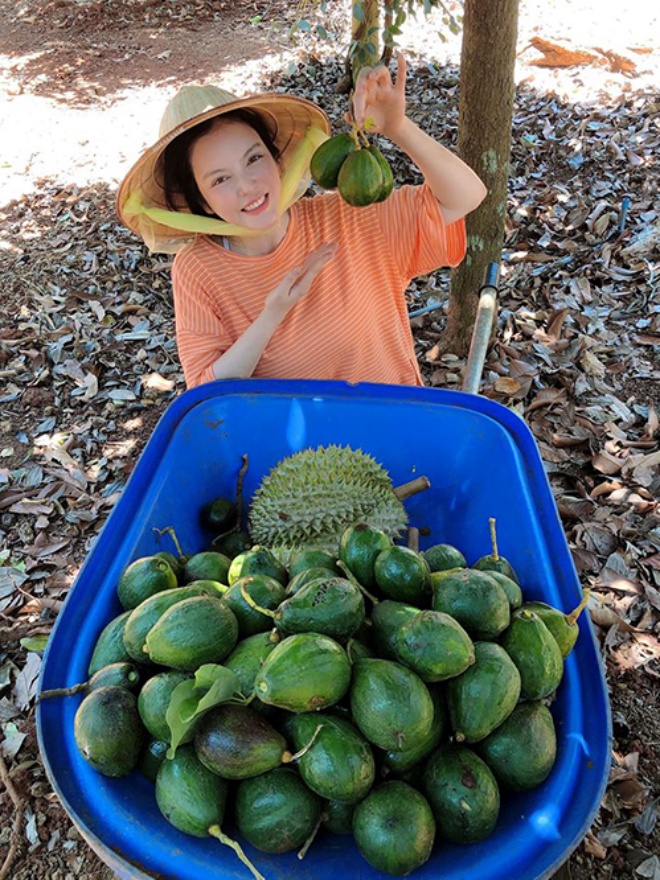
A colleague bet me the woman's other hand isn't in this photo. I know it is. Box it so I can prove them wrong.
[264,242,338,318]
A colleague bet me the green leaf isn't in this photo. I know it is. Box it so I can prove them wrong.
[316,24,328,39]
[20,635,50,654]
[249,14,262,24]
[166,665,241,759]
[297,18,311,32]
[353,2,364,22]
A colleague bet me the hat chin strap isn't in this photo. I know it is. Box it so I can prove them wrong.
[123,125,328,239]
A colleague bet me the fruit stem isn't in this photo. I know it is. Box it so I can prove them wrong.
[37,682,88,700]
[289,723,325,762]
[407,527,420,553]
[208,825,265,880]
[298,814,323,860]
[239,582,278,620]
[566,589,591,627]
[337,561,380,605]
[489,517,500,561]
[393,476,431,500]
[235,453,249,527]
[153,525,184,558]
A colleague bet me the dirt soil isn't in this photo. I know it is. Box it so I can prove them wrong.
[0,1,659,879]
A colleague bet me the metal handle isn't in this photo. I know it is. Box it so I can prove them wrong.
[462,263,500,395]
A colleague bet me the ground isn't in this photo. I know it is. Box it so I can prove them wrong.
[0,1,659,879]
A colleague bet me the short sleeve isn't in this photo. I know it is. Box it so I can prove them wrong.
[172,250,232,388]
[376,183,466,279]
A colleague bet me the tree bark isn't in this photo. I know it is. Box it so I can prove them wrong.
[444,0,519,355]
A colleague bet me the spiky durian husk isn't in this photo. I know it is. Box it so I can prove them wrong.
[248,445,407,557]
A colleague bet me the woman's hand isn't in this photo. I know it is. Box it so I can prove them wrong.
[264,242,338,318]
[350,53,407,141]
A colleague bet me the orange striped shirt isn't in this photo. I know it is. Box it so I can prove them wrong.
[172,183,466,388]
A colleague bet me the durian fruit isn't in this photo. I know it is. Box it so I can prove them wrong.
[248,445,408,558]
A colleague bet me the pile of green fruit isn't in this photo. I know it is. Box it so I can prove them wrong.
[310,127,394,208]
[51,501,588,880]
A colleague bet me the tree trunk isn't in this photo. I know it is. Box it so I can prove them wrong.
[443,0,519,355]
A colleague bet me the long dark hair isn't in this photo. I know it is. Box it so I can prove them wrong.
[161,109,281,216]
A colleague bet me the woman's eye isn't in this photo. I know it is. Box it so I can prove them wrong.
[248,153,264,165]
[212,175,228,186]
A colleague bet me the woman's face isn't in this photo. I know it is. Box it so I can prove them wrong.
[189,119,282,230]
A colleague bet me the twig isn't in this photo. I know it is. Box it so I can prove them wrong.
[0,750,25,880]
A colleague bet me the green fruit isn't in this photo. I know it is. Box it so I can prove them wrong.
[123,583,223,661]
[182,550,231,585]
[310,132,357,189]
[74,685,145,777]
[323,799,355,835]
[144,595,238,670]
[288,713,375,803]
[368,144,394,202]
[155,745,228,837]
[395,609,475,682]
[374,545,431,605]
[484,569,523,610]
[446,641,521,743]
[500,608,564,700]
[153,551,185,581]
[212,529,252,559]
[383,686,448,775]
[337,148,384,207]
[248,445,408,556]
[254,632,351,712]
[277,575,365,641]
[350,658,434,752]
[477,701,557,790]
[370,599,420,660]
[235,766,323,853]
[522,596,587,658]
[228,546,288,586]
[137,670,192,742]
[194,703,290,779]
[138,738,169,783]
[87,610,133,676]
[223,631,279,700]
[223,574,286,636]
[86,661,142,693]
[288,548,341,579]
[431,568,511,640]
[339,522,392,589]
[424,744,500,843]
[117,556,178,610]
[286,565,337,595]
[422,543,467,572]
[353,781,436,876]
[200,496,237,533]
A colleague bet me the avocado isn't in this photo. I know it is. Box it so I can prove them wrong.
[74,685,145,777]
[276,575,365,641]
[288,548,341,579]
[228,545,288,587]
[155,745,228,837]
[338,523,392,589]
[500,608,564,700]
[194,703,290,779]
[383,686,448,775]
[235,766,323,853]
[431,568,511,640]
[137,669,192,743]
[87,610,133,676]
[446,641,521,743]
[370,599,420,660]
[200,496,237,533]
[137,738,169,783]
[368,144,394,202]
[287,712,375,803]
[223,574,286,636]
[373,545,431,605]
[337,148,384,207]
[310,132,357,190]
[522,592,589,658]
[394,609,476,682]
[353,780,436,876]
[477,701,557,790]
[322,799,355,835]
[422,543,467,572]
[223,630,279,700]
[182,550,231,585]
[144,595,238,670]
[350,658,434,752]
[254,632,352,713]
[117,555,178,610]
[424,743,500,843]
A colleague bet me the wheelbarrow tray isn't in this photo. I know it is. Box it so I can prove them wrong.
[37,378,611,880]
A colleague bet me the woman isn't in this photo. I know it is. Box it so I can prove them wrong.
[117,55,486,388]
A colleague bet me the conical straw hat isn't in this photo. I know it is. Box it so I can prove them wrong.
[116,85,330,253]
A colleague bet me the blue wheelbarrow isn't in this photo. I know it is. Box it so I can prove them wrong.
[37,267,611,880]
